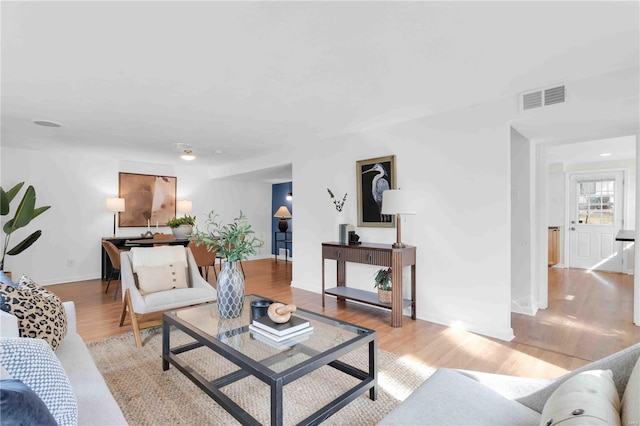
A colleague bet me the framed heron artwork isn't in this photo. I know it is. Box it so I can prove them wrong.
[356,155,396,228]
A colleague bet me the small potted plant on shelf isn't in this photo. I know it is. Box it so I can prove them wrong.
[166,215,196,239]
[373,267,392,304]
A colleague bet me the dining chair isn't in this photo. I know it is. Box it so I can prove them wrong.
[152,233,175,246]
[101,240,124,300]
[187,241,218,282]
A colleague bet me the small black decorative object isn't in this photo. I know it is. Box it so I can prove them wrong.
[348,231,361,245]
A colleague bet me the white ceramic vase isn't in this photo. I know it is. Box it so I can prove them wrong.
[171,224,192,239]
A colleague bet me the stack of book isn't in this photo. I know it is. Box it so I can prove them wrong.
[249,315,313,347]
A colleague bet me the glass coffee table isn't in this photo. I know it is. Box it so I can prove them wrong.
[162,294,377,426]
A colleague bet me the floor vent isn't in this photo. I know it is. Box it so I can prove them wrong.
[520,85,566,111]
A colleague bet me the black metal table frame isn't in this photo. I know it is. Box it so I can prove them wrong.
[274,231,292,263]
[162,296,377,426]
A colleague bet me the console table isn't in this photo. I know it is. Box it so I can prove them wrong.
[321,242,416,327]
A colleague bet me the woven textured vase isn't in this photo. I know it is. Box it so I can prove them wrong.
[378,289,392,304]
[217,261,244,318]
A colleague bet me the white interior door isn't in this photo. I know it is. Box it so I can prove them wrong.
[568,171,624,272]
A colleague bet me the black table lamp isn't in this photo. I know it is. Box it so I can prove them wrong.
[274,206,292,232]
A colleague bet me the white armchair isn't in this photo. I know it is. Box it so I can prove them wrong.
[119,246,217,347]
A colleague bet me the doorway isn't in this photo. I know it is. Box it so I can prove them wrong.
[567,171,624,272]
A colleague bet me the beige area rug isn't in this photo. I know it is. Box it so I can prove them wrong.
[88,327,434,425]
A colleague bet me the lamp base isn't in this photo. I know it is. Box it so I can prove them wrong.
[392,242,407,248]
[278,218,289,232]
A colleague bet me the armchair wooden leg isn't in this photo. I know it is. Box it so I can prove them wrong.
[120,289,143,348]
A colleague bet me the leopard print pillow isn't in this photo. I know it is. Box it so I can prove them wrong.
[0,275,68,351]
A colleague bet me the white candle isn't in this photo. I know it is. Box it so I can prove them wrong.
[147,219,150,229]
[156,221,158,229]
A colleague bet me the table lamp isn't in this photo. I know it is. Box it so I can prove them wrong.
[274,206,292,232]
[381,189,416,248]
[176,200,193,216]
[106,197,125,237]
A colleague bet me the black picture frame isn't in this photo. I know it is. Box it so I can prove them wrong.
[356,155,396,228]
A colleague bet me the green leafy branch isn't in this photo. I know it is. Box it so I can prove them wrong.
[190,210,264,262]
[327,188,347,212]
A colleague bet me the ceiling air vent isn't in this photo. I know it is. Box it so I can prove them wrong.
[520,85,566,111]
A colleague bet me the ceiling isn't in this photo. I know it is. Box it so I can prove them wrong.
[548,135,636,165]
[1,1,638,180]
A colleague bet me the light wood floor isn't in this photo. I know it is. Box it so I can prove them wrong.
[512,267,640,361]
[49,260,639,380]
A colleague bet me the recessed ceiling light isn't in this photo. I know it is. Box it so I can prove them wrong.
[32,119,62,128]
[180,149,196,161]
[600,153,612,157]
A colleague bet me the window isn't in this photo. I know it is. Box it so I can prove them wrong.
[577,179,615,225]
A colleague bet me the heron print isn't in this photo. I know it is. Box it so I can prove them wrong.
[357,155,396,227]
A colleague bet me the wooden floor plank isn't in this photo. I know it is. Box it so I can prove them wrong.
[49,260,639,380]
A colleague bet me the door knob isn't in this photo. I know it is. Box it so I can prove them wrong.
[571,227,576,231]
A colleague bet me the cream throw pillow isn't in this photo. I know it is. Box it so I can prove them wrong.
[136,261,188,294]
[540,369,621,426]
[621,356,639,425]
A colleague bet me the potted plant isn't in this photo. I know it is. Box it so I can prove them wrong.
[190,211,264,318]
[0,182,51,279]
[166,215,196,239]
[373,267,392,304]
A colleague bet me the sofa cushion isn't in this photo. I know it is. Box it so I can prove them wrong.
[539,369,620,426]
[518,343,640,413]
[378,368,541,425]
[621,355,640,425]
[0,337,78,426]
[0,275,68,350]
[0,379,57,425]
[136,261,189,294]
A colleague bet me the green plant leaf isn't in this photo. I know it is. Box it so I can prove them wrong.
[6,230,42,256]
[9,185,36,232]
[0,189,8,216]
[4,182,25,203]
[32,205,51,220]
[1,182,25,216]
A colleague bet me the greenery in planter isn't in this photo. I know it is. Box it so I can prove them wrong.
[373,267,392,291]
[0,182,51,271]
[190,210,264,262]
[166,215,196,228]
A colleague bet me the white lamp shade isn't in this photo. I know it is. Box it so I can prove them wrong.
[106,197,125,213]
[176,200,193,214]
[381,190,417,215]
[274,206,292,218]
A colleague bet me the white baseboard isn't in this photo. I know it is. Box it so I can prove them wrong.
[420,310,515,342]
[292,281,515,342]
[511,298,538,316]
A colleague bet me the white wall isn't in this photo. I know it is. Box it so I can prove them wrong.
[510,128,536,314]
[0,147,272,285]
[291,98,516,341]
